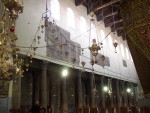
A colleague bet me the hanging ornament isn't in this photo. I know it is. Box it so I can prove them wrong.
[10,22,15,32]
[89,39,100,57]
[81,61,86,68]
[65,51,69,57]
[81,49,86,69]
[113,41,118,53]
[90,11,94,18]
[37,36,41,44]
[33,47,38,55]
[59,44,63,50]
[100,55,105,62]
[100,42,103,48]
[41,25,44,33]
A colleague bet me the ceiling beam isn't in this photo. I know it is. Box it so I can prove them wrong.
[97,11,118,21]
[75,0,85,6]
[105,19,123,27]
[111,26,124,32]
[95,0,120,12]
[117,30,124,37]
[104,11,118,18]
[117,28,124,34]
[116,26,124,31]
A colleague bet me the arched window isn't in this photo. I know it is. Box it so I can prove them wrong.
[79,16,86,33]
[114,40,119,53]
[126,48,129,59]
[100,30,105,45]
[121,44,125,57]
[109,36,113,49]
[67,8,75,28]
[51,0,60,20]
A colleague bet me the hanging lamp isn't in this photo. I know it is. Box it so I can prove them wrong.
[89,11,101,64]
[113,41,118,53]
[81,49,86,71]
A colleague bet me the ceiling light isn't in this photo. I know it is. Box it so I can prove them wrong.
[62,69,68,77]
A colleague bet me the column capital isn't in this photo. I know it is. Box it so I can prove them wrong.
[76,69,82,75]
[40,61,48,70]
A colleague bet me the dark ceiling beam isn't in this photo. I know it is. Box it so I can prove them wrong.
[116,26,124,31]
[97,11,118,21]
[95,0,120,12]
[75,0,85,6]
[111,22,123,31]
[104,11,118,18]
[105,19,123,27]
[111,26,124,32]
[117,29,125,39]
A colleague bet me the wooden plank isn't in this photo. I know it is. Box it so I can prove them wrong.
[95,0,120,11]
[105,19,123,27]
[104,11,118,18]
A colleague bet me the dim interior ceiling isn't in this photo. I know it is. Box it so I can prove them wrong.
[75,0,125,39]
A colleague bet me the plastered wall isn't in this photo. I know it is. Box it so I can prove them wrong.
[15,0,138,83]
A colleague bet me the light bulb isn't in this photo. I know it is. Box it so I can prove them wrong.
[62,69,68,77]
[103,86,108,92]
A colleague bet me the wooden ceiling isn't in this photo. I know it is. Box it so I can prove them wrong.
[75,0,125,39]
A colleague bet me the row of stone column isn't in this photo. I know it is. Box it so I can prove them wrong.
[30,62,136,113]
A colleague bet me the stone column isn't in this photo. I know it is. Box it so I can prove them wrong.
[89,73,96,108]
[12,77,21,108]
[39,61,48,108]
[49,72,56,113]
[8,80,13,110]
[32,71,39,105]
[110,79,114,108]
[60,77,68,113]
[116,80,121,113]
[127,83,132,107]
[128,94,132,107]
[101,76,105,108]
[106,78,114,113]
[75,70,82,108]
[123,82,127,107]
[132,84,137,106]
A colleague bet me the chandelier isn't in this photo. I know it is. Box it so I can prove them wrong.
[0,1,24,79]
[2,0,23,20]
[2,0,23,34]
[88,12,101,64]
[89,39,101,57]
